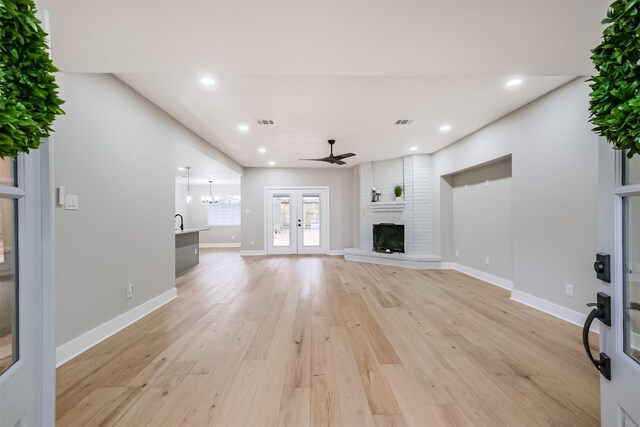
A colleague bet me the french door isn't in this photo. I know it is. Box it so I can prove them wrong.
[595,143,640,426]
[266,188,328,255]
[0,145,54,426]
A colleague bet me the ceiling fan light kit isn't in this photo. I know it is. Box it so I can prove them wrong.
[300,139,356,165]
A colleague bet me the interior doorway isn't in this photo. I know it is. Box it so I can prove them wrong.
[266,187,329,255]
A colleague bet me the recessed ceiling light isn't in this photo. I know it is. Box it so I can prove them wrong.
[409,146,418,151]
[268,161,275,166]
[200,77,216,86]
[238,124,249,132]
[505,78,523,87]
[439,124,452,132]
[257,147,266,153]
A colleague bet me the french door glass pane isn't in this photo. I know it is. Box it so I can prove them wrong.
[0,198,18,375]
[0,158,16,187]
[272,195,291,247]
[623,153,640,185]
[623,195,640,364]
[302,196,320,247]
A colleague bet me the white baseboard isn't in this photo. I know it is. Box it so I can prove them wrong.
[327,250,345,256]
[447,263,514,291]
[240,250,267,256]
[200,243,240,248]
[55,287,178,367]
[510,289,598,333]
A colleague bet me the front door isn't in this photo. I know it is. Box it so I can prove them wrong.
[266,188,328,255]
[0,148,53,426]
[597,143,640,426]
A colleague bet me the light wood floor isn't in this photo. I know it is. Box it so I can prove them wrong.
[56,249,600,426]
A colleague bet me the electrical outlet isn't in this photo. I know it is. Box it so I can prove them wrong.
[566,284,574,297]
[455,250,459,257]
[465,184,468,191]
[126,283,134,299]
[250,240,255,246]
[485,179,490,187]
[231,236,235,240]
[485,257,490,265]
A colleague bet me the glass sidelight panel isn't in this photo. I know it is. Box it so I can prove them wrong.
[0,198,18,375]
[623,153,640,185]
[302,195,320,247]
[623,195,640,364]
[272,195,291,247]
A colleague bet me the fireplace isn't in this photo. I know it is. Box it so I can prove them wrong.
[373,223,404,253]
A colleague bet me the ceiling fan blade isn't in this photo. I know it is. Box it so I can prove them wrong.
[333,152,356,160]
[334,160,347,165]
[299,157,332,162]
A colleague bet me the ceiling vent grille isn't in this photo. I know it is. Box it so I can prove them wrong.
[395,119,413,125]
[256,119,275,125]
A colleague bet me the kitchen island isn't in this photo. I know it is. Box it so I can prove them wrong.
[175,228,209,274]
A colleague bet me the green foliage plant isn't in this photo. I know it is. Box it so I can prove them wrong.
[0,0,64,158]
[590,0,640,158]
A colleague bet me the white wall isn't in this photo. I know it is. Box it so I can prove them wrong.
[175,182,189,227]
[433,78,599,314]
[53,73,243,348]
[184,183,241,246]
[450,158,512,280]
[241,168,354,251]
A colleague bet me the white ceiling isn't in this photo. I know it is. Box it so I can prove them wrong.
[173,144,241,185]
[44,0,610,168]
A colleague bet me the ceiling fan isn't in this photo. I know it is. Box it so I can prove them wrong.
[300,139,356,165]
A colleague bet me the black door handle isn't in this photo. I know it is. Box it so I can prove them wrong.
[582,292,611,380]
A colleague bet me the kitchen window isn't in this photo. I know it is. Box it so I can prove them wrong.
[207,195,241,226]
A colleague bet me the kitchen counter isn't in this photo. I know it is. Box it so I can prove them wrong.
[175,228,210,274]
[175,228,209,235]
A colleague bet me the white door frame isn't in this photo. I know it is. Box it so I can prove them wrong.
[598,141,640,426]
[0,141,55,426]
[264,186,330,255]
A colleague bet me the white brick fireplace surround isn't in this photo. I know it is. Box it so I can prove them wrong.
[344,154,441,268]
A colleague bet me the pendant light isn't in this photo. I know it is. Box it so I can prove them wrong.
[202,180,214,204]
[185,166,192,204]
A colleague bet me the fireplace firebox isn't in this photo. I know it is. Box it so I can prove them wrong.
[373,223,404,253]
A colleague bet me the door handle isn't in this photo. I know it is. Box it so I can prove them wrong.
[582,292,611,380]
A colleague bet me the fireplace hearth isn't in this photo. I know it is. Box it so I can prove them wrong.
[373,223,404,253]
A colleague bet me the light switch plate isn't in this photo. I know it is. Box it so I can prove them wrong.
[58,186,66,206]
[245,209,252,214]
[65,194,79,210]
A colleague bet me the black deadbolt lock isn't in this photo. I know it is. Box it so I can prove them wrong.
[594,253,611,283]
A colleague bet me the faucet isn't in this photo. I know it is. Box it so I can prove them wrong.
[175,214,184,231]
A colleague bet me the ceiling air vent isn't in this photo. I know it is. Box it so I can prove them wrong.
[395,119,413,125]
[256,119,275,125]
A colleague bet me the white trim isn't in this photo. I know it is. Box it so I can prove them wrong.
[327,249,345,256]
[55,288,178,367]
[240,250,267,256]
[199,243,240,248]
[448,263,514,290]
[343,248,442,269]
[39,141,56,426]
[510,289,599,333]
